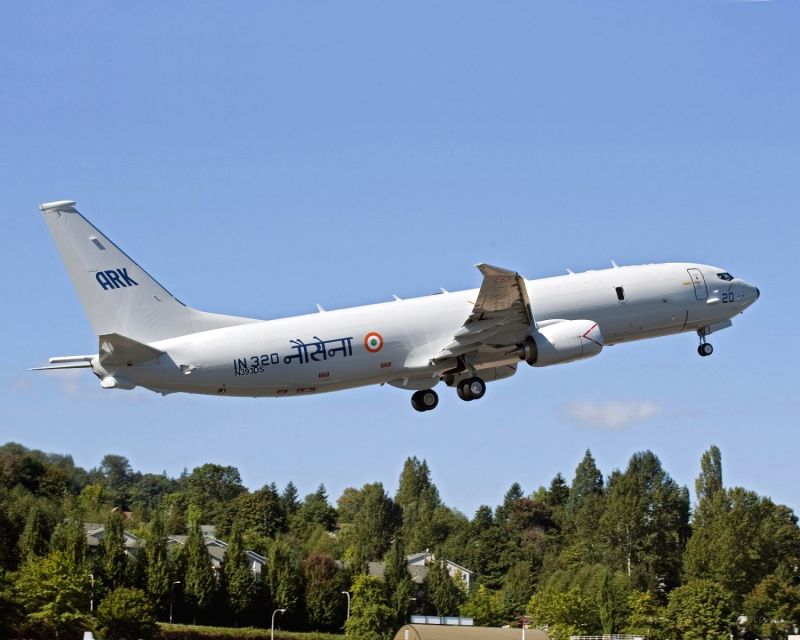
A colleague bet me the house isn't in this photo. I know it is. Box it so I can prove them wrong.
[369,550,474,590]
[84,522,265,575]
[84,523,145,557]
[166,534,266,575]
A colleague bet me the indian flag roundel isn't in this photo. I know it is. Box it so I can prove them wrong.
[364,332,384,353]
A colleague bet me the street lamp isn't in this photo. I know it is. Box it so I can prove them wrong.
[169,581,181,624]
[88,573,95,613]
[342,591,351,620]
[271,607,286,640]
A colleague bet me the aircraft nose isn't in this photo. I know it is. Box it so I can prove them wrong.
[755,287,760,300]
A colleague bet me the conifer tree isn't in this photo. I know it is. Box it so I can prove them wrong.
[223,521,258,626]
[184,519,216,624]
[103,510,128,589]
[144,511,171,615]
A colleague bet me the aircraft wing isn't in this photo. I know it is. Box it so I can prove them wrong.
[432,264,534,363]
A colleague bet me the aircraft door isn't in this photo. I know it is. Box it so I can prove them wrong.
[687,268,708,300]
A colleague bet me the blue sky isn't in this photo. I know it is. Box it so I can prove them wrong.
[2,1,798,517]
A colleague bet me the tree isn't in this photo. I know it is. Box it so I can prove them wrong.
[223,521,259,626]
[0,569,23,638]
[265,537,304,622]
[501,561,536,619]
[144,511,172,616]
[665,580,736,640]
[304,551,345,630]
[695,445,723,506]
[349,483,400,572]
[426,560,464,616]
[183,519,216,623]
[566,450,604,515]
[95,587,157,640]
[218,484,287,541]
[14,549,89,639]
[625,590,667,640]
[292,484,337,537]
[98,454,134,508]
[186,463,245,522]
[49,501,87,565]
[684,487,800,601]
[742,573,800,640]
[18,505,49,561]
[384,536,415,626]
[461,584,505,626]
[103,510,128,589]
[344,575,394,640]
[282,482,300,517]
[600,451,689,592]
[527,586,594,640]
[396,458,442,553]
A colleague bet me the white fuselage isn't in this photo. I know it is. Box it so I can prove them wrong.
[95,262,758,398]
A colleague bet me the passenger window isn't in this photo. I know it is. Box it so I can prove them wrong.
[615,286,625,301]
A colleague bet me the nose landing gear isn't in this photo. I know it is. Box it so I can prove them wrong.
[697,328,714,357]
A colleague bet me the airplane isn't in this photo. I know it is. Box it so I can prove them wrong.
[33,200,760,412]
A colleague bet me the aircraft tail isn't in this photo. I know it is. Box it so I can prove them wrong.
[39,200,257,344]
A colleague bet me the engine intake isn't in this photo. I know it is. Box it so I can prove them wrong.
[519,320,604,367]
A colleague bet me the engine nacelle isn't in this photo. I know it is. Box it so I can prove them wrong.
[519,320,604,367]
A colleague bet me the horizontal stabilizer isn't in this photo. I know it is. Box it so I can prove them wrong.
[99,333,163,366]
[30,361,93,371]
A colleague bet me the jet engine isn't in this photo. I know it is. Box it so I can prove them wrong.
[518,320,604,367]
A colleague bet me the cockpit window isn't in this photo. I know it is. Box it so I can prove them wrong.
[717,272,734,281]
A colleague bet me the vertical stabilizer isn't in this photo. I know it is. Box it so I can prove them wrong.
[39,201,256,343]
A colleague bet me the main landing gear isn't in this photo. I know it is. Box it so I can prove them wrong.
[456,376,486,402]
[411,389,439,412]
[697,328,714,357]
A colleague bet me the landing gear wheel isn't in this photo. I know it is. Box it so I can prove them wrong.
[457,377,486,401]
[698,343,714,357]
[467,377,486,400]
[411,389,439,412]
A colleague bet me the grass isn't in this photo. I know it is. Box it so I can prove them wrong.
[158,623,345,640]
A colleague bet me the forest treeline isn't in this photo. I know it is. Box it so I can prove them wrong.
[0,441,798,640]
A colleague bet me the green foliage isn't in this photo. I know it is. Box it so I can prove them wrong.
[160,624,343,640]
[103,509,129,589]
[684,486,800,601]
[145,510,173,613]
[14,549,89,639]
[695,446,723,506]
[95,586,158,640]
[303,551,345,630]
[742,573,800,640]
[348,483,400,572]
[625,590,668,640]
[344,575,393,640]
[599,451,689,592]
[19,504,49,561]
[665,579,736,640]
[460,584,506,626]
[218,484,287,541]
[0,569,23,637]
[527,586,594,640]
[265,536,304,616]
[186,463,246,523]
[425,560,465,616]
[184,520,218,622]
[293,485,337,538]
[224,521,260,625]
[566,450,604,515]
[4,441,800,640]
